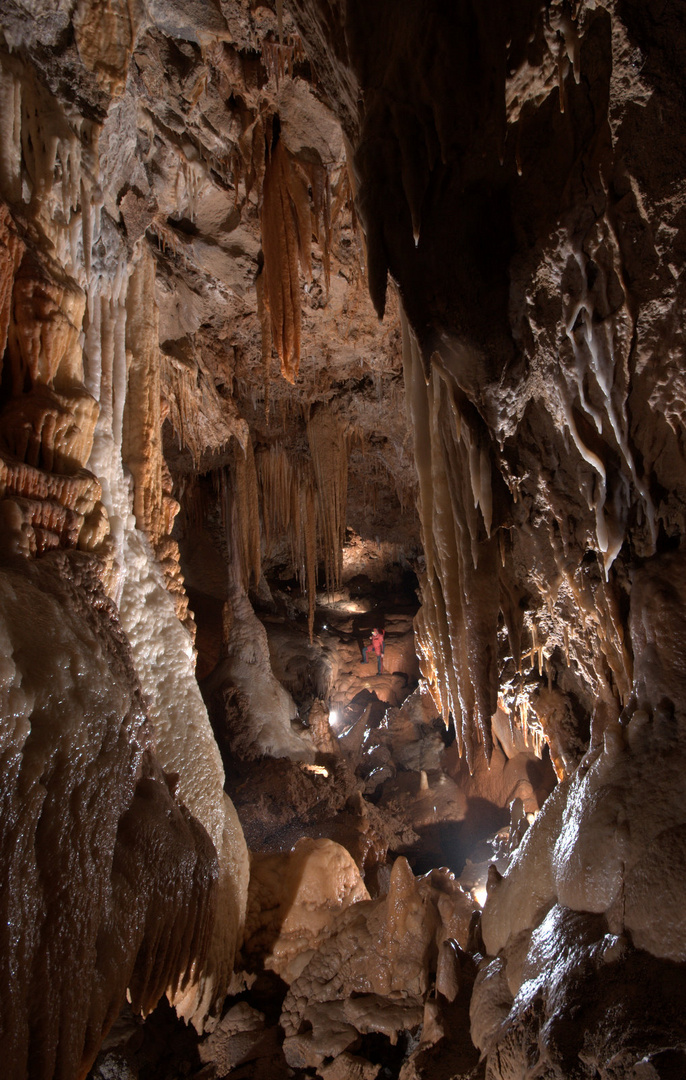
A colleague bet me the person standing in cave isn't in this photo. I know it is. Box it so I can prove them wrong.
[362,627,385,674]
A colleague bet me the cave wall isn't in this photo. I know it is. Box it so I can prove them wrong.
[289,0,686,766]
[0,7,257,1074]
[0,0,421,1073]
[285,0,686,1074]
[0,551,221,1080]
[289,0,686,760]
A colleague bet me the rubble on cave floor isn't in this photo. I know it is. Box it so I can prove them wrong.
[91,857,485,1080]
[215,571,428,881]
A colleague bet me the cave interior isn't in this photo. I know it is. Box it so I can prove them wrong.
[1,1,686,1078]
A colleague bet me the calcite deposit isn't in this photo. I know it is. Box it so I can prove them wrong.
[244,837,370,983]
[0,552,218,1080]
[279,857,475,1071]
[1,0,686,1078]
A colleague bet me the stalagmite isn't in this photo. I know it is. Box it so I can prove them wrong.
[206,572,314,762]
[279,857,476,1070]
[244,838,370,983]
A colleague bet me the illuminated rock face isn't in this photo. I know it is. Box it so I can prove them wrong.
[470,551,686,1076]
[244,837,371,984]
[278,857,475,1071]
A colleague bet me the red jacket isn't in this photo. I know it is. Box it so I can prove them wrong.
[371,630,385,655]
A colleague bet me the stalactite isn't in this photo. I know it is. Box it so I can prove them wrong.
[161,347,248,476]
[122,249,164,544]
[401,308,497,766]
[303,159,332,291]
[177,473,208,536]
[261,36,306,88]
[255,268,272,424]
[215,440,262,594]
[162,356,204,467]
[260,136,316,383]
[307,404,348,598]
[118,251,197,634]
[8,252,86,395]
[237,112,267,206]
[255,443,324,643]
[232,435,262,590]
[0,65,120,588]
[256,443,294,556]
[303,477,316,642]
[72,0,135,98]
[0,68,22,204]
[147,219,183,265]
[0,204,23,370]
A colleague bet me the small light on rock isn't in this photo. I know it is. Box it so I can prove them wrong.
[302,763,329,778]
[473,886,488,908]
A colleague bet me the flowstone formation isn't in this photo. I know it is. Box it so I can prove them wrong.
[0,551,219,1080]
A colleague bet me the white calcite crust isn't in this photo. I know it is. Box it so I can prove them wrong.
[0,554,218,1079]
[118,524,249,1022]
